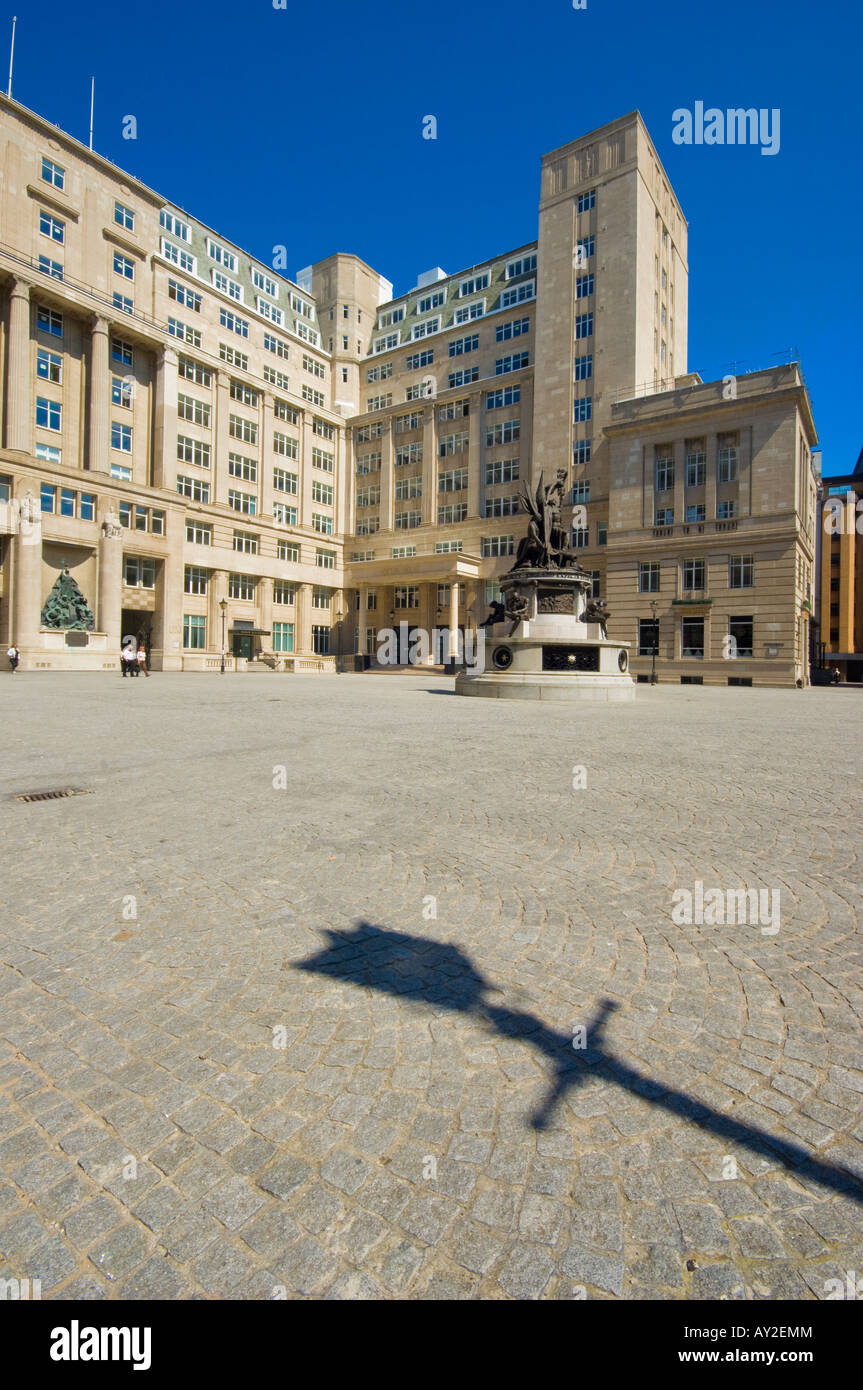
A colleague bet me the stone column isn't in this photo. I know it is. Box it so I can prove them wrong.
[448,576,460,660]
[673,439,685,528]
[260,393,274,522]
[421,408,436,525]
[214,372,231,506]
[259,576,273,651]
[98,508,123,656]
[6,278,32,452]
[705,432,718,522]
[379,422,394,531]
[12,491,42,662]
[209,570,228,658]
[295,581,312,656]
[357,584,367,660]
[468,401,482,519]
[88,316,111,473]
[153,343,178,489]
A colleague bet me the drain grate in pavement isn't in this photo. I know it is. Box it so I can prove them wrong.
[12,788,93,803]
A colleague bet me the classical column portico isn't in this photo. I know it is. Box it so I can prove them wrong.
[6,278,32,453]
[88,316,111,472]
[448,577,460,660]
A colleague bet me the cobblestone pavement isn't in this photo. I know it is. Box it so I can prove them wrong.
[1,672,862,1301]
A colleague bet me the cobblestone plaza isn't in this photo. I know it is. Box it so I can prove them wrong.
[1,674,861,1301]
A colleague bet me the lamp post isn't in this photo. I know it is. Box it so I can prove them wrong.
[335,602,343,674]
[220,597,227,674]
[650,598,658,685]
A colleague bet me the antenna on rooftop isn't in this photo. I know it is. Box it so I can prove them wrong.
[89,76,94,150]
[7,16,16,99]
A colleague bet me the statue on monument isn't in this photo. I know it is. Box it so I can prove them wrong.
[41,567,95,631]
[512,470,584,571]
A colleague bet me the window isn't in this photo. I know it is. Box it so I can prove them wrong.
[394,510,421,529]
[264,366,290,390]
[39,210,64,243]
[183,615,206,650]
[160,209,190,241]
[228,573,256,600]
[448,367,479,387]
[486,421,519,446]
[655,452,674,491]
[435,541,463,554]
[395,585,420,609]
[41,157,65,190]
[449,334,479,357]
[574,354,593,381]
[459,272,490,297]
[729,616,753,658]
[417,290,446,314]
[274,400,299,424]
[177,475,209,502]
[228,490,256,515]
[168,318,201,347]
[368,362,393,382]
[438,468,467,492]
[496,317,530,342]
[228,453,257,483]
[454,300,485,325]
[274,432,298,458]
[484,495,520,518]
[481,535,515,558]
[110,464,132,481]
[573,398,592,423]
[113,251,134,280]
[303,354,326,379]
[374,333,400,354]
[312,480,334,506]
[638,619,659,657]
[168,279,201,312]
[38,255,63,280]
[233,531,258,554]
[496,353,529,375]
[184,566,209,595]
[655,508,674,526]
[505,253,537,279]
[576,236,595,262]
[311,587,332,610]
[207,238,237,272]
[273,468,298,493]
[229,414,257,445]
[571,526,589,548]
[37,348,62,384]
[440,431,469,456]
[486,458,519,485]
[114,201,134,231]
[411,317,440,340]
[178,394,211,428]
[313,418,335,440]
[405,349,433,371]
[220,308,249,338]
[272,622,294,653]
[439,399,470,421]
[394,477,421,500]
[357,484,383,505]
[34,442,61,463]
[378,307,405,328]
[573,440,591,466]
[575,274,594,298]
[212,270,243,302]
[682,559,705,591]
[395,443,422,467]
[252,267,278,298]
[729,555,754,588]
[681,617,704,659]
[717,500,737,520]
[574,313,593,339]
[316,549,336,569]
[273,581,296,605]
[686,449,706,487]
[124,557,156,589]
[685,504,706,523]
[264,333,291,360]
[572,480,590,504]
[40,484,56,513]
[717,439,739,483]
[110,340,133,368]
[312,626,331,655]
[357,452,382,474]
[162,238,196,274]
[501,280,535,307]
[178,357,211,386]
[639,562,660,593]
[36,396,62,431]
[151,509,165,535]
[112,292,133,315]
[177,436,211,469]
[394,412,423,435]
[37,305,63,338]
[273,503,297,525]
[577,190,596,212]
[366,393,392,411]
[598,525,607,546]
[391,545,417,559]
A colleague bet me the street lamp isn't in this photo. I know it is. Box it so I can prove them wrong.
[220,598,227,674]
[335,603,343,674]
[650,598,658,685]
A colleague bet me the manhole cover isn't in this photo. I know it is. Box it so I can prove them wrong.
[13,788,93,803]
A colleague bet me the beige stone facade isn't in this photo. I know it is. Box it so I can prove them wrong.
[0,97,818,682]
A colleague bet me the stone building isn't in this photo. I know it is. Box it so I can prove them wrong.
[0,97,818,682]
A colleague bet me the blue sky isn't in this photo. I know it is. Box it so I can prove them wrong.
[4,0,859,474]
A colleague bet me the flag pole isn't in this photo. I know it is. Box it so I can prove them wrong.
[89,76,94,150]
[8,16,16,99]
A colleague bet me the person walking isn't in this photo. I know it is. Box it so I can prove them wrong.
[136,642,149,677]
[121,642,136,677]
[7,644,19,673]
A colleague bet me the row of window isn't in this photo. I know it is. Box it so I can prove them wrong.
[637,616,754,659]
[638,556,754,590]
[655,502,737,525]
[375,259,537,333]
[183,617,333,654]
[655,447,740,491]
